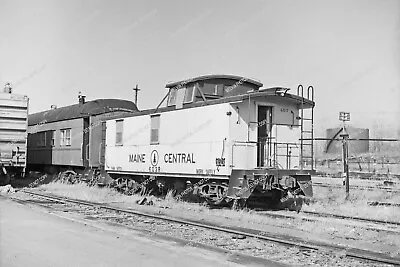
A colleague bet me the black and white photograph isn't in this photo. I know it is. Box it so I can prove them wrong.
[0,0,399,266]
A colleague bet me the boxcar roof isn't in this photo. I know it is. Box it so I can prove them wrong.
[165,74,263,88]
[28,99,138,126]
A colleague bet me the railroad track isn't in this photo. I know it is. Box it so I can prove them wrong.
[313,182,400,193]
[16,189,400,266]
[257,210,400,235]
[368,201,400,207]
[302,210,400,226]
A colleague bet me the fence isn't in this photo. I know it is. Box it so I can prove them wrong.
[314,139,400,178]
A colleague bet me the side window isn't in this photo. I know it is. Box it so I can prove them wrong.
[150,115,160,144]
[65,129,71,146]
[167,88,177,106]
[37,131,46,147]
[202,83,224,96]
[49,130,56,147]
[60,129,71,146]
[115,120,123,145]
[214,84,224,96]
[184,85,194,103]
[60,130,65,146]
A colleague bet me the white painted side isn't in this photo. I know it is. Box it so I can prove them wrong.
[229,96,303,170]
[228,101,257,169]
[105,94,309,177]
[273,125,301,169]
[105,103,231,177]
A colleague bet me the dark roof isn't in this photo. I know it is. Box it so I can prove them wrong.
[28,99,138,126]
[165,74,263,88]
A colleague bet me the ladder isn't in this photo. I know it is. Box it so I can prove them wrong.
[297,85,315,171]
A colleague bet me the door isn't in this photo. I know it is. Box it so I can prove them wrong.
[257,106,272,167]
[82,117,90,167]
[99,121,106,169]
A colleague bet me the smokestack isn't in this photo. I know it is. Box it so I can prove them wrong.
[78,91,86,105]
[4,82,12,93]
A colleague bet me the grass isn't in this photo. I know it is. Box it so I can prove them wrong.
[39,180,400,222]
[304,186,400,221]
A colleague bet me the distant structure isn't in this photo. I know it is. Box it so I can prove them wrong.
[4,82,12,93]
[325,126,369,155]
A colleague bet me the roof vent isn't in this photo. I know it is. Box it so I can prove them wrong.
[78,91,86,105]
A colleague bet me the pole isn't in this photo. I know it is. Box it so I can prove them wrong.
[133,84,140,106]
[340,125,350,199]
[344,135,349,198]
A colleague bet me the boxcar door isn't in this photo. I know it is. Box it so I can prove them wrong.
[82,117,90,167]
[257,106,272,167]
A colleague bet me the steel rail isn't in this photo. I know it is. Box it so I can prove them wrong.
[258,210,400,228]
[300,210,400,226]
[313,182,400,193]
[19,189,400,266]
[368,201,400,207]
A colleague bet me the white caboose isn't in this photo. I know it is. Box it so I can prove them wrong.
[105,75,314,205]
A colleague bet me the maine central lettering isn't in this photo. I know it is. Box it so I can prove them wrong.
[164,153,196,164]
[128,152,196,164]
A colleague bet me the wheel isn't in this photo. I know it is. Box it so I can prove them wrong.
[198,183,229,206]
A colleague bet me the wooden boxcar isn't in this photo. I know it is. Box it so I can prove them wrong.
[27,96,138,173]
[0,87,29,185]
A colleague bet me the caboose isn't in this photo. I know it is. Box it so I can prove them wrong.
[105,75,315,206]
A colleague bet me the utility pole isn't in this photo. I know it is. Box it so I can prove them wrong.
[339,111,350,199]
[133,84,140,106]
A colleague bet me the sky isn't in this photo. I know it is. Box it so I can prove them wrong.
[0,0,399,137]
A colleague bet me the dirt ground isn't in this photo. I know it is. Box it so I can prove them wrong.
[0,196,276,267]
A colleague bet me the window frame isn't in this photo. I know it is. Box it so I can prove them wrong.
[150,114,160,145]
[50,130,56,147]
[115,119,124,146]
[167,88,178,106]
[183,85,195,104]
[60,128,71,147]
[36,131,46,147]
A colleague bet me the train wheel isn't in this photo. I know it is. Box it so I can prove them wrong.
[114,177,128,193]
[198,182,229,206]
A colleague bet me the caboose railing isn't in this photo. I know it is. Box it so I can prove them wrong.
[257,138,301,169]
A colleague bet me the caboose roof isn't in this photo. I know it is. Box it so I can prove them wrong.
[109,87,315,120]
[165,74,263,89]
[28,98,138,126]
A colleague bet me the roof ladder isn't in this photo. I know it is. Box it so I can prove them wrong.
[297,85,315,171]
